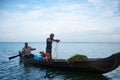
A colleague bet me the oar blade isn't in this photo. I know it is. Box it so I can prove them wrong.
[9,54,19,60]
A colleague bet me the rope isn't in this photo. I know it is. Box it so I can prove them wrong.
[53,43,59,59]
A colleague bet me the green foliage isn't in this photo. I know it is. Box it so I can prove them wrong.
[67,54,88,62]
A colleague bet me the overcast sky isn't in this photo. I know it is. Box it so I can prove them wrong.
[0,0,120,42]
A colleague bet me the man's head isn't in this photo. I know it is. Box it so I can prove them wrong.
[25,42,28,47]
[50,33,54,39]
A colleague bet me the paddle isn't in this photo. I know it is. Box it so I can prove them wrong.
[9,54,20,60]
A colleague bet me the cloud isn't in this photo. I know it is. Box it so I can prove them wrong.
[18,4,27,9]
[88,0,120,17]
[115,0,120,16]
[88,0,104,7]
[0,0,120,42]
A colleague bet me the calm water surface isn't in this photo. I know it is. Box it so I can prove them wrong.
[0,42,120,80]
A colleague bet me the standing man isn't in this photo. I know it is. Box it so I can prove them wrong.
[46,33,60,60]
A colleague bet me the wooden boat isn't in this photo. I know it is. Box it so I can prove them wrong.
[19,52,120,74]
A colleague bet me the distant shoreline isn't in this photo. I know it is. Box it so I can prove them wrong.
[0,41,120,43]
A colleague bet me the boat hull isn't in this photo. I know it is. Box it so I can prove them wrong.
[19,52,120,74]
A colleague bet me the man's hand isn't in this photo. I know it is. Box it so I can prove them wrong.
[56,39,60,42]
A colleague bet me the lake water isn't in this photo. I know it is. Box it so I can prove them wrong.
[0,42,120,80]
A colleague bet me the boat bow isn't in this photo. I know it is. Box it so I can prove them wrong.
[91,52,120,73]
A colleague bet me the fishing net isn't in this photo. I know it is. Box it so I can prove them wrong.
[67,54,88,62]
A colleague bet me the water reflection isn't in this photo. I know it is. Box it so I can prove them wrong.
[19,61,110,80]
[43,69,109,80]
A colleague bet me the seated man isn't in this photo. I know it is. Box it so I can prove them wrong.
[22,42,36,58]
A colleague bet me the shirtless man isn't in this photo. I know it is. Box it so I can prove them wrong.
[46,33,60,60]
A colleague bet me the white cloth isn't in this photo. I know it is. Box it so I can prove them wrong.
[22,46,34,54]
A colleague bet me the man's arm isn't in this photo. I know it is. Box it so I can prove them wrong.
[47,38,60,42]
[30,46,36,51]
[31,48,36,50]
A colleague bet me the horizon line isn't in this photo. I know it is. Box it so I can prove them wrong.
[0,41,120,43]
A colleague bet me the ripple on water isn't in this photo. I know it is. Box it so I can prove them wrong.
[104,66,120,80]
[0,42,120,80]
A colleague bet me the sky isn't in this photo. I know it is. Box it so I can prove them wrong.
[0,0,120,42]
